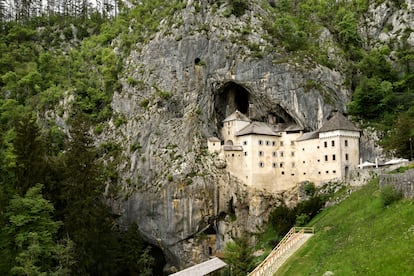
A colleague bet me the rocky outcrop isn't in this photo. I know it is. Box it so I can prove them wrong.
[102,0,412,270]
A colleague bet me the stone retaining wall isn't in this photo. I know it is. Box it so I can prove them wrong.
[379,169,414,199]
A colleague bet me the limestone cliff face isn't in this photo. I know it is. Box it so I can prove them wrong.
[103,0,411,270]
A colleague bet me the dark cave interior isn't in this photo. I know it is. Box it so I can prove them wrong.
[214,81,296,131]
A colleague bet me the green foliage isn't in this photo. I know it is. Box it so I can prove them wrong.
[334,8,360,47]
[269,196,325,238]
[271,15,308,51]
[117,223,155,275]
[227,0,249,17]
[0,184,72,275]
[223,233,256,275]
[269,203,296,236]
[302,181,316,196]
[381,108,414,159]
[13,113,45,195]
[140,98,150,108]
[380,185,402,207]
[60,113,120,275]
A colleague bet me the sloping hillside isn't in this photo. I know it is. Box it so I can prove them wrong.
[276,177,414,275]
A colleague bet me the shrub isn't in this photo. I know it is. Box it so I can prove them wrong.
[140,99,150,108]
[381,185,402,207]
[302,182,316,196]
[295,213,310,226]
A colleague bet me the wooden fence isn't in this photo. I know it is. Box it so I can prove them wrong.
[248,227,314,276]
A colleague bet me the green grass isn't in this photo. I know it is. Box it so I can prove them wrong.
[276,178,414,275]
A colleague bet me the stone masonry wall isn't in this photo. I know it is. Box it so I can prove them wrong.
[379,169,414,199]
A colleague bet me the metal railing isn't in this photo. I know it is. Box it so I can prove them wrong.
[248,227,314,276]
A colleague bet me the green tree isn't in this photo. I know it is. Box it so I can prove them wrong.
[13,113,45,195]
[0,184,72,275]
[382,109,414,159]
[60,113,119,275]
[223,233,255,275]
[117,223,155,276]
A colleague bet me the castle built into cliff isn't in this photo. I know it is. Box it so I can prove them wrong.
[208,111,361,193]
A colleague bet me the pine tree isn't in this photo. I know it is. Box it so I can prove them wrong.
[117,222,155,275]
[60,112,119,275]
[13,113,45,195]
[223,233,256,275]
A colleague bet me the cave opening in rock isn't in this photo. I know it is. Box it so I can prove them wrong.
[149,244,166,276]
[214,81,250,128]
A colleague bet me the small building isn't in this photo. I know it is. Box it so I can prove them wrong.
[170,257,227,276]
[208,111,360,193]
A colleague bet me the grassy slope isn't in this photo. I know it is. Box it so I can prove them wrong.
[276,178,414,275]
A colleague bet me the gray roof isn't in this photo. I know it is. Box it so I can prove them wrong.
[272,123,304,132]
[208,137,221,142]
[236,122,280,137]
[223,145,243,151]
[319,112,360,133]
[170,257,227,276]
[296,131,320,142]
[223,110,251,122]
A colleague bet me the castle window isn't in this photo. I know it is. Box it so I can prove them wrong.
[333,170,336,173]
[331,140,335,147]
[272,141,276,146]
[345,153,349,161]
[266,141,270,146]
[244,152,248,156]
[317,159,320,162]
[332,154,336,161]
[243,141,247,145]
[324,155,328,161]
[291,141,294,146]
[259,151,264,156]
[280,141,284,146]
[228,131,230,135]
[317,146,320,149]
[280,151,284,157]
[272,151,276,157]
[259,140,263,145]
[280,162,284,168]
[272,163,277,168]
[324,141,327,148]
[303,172,306,175]
[345,140,348,147]
[281,171,285,175]
[259,162,264,168]
[291,152,295,157]
[318,171,321,174]
[232,153,234,157]
[292,162,295,168]
[326,171,329,174]
[302,148,305,151]
[291,173,295,176]
[212,143,215,146]
[303,161,306,164]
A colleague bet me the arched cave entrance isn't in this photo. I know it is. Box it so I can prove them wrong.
[202,224,217,257]
[150,244,166,275]
[214,81,250,128]
[213,81,298,133]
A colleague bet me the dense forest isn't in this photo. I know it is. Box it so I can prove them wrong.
[0,0,413,275]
